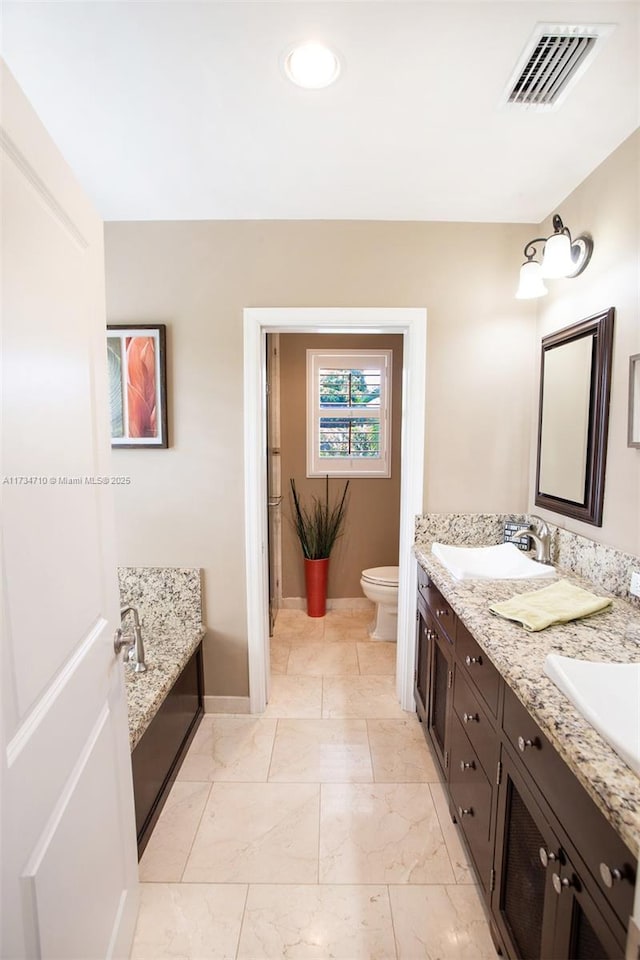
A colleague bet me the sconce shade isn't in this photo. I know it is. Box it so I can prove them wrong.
[515,214,593,299]
[541,232,573,278]
[516,260,548,299]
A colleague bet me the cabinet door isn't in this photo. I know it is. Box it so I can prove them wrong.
[493,749,558,960]
[552,861,625,960]
[427,624,453,776]
[414,609,429,724]
[503,683,636,930]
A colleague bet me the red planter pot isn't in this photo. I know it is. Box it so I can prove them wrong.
[304,558,329,618]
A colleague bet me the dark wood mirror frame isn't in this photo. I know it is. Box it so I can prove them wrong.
[535,307,614,526]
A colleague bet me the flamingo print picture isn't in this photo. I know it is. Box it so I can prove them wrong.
[107,324,168,447]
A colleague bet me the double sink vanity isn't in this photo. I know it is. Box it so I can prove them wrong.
[414,522,639,960]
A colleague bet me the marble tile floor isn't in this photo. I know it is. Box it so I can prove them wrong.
[131,608,498,959]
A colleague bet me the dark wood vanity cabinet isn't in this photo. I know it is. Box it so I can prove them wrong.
[416,566,498,890]
[415,569,453,777]
[494,746,626,960]
[414,567,636,960]
[131,643,204,856]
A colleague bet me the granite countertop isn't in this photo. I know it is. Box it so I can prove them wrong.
[124,624,206,751]
[414,543,640,856]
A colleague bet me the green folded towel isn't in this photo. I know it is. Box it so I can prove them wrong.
[489,579,612,632]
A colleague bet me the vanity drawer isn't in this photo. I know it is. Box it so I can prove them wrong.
[455,621,500,717]
[449,712,493,890]
[453,670,498,780]
[503,681,556,789]
[502,683,636,926]
[422,578,455,644]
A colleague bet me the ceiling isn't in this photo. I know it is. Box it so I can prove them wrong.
[2,1,638,223]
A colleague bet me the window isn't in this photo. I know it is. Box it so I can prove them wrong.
[307,349,392,477]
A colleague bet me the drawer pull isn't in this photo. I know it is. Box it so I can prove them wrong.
[436,608,449,618]
[552,873,573,895]
[457,806,473,818]
[460,760,476,771]
[465,655,480,666]
[463,712,479,724]
[517,735,536,752]
[599,863,623,888]
[539,847,558,869]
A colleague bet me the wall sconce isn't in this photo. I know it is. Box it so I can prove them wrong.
[516,214,594,300]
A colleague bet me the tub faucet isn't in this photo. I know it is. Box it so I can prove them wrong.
[119,605,147,673]
[511,516,552,565]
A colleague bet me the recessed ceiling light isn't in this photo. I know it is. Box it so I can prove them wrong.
[284,43,341,89]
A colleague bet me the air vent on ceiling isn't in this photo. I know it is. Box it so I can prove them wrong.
[503,23,614,111]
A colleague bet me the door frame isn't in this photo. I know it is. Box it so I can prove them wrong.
[243,307,427,713]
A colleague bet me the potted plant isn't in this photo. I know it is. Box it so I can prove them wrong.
[290,476,350,617]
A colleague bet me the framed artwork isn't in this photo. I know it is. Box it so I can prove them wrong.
[107,324,168,448]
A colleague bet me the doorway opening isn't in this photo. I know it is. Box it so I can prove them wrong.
[243,308,427,714]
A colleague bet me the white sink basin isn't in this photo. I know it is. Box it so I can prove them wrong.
[432,542,556,581]
[544,654,640,776]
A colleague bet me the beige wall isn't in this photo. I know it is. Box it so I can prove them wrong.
[279,333,403,599]
[529,130,640,554]
[105,219,536,697]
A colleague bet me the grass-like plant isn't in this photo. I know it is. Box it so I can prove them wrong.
[290,477,350,560]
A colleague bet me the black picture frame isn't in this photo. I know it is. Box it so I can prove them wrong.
[107,323,168,449]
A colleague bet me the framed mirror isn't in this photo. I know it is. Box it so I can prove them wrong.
[535,308,614,526]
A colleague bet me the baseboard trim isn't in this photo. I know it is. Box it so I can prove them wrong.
[204,696,251,715]
[282,597,373,612]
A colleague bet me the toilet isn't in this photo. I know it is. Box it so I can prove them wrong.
[360,566,399,641]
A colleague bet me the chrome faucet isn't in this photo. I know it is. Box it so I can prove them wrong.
[118,605,147,673]
[512,515,552,565]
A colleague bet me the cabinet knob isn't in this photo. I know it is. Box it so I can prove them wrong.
[436,608,448,618]
[457,806,473,818]
[552,873,573,895]
[517,735,535,752]
[463,712,479,724]
[460,760,475,772]
[539,847,557,869]
[599,863,623,888]
[465,655,480,666]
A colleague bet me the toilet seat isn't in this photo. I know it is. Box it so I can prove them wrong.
[361,566,399,587]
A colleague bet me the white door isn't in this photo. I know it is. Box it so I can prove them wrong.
[1,61,139,960]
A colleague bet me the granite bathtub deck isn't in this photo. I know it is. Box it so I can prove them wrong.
[125,625,205,751]
[414,543,640,856]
